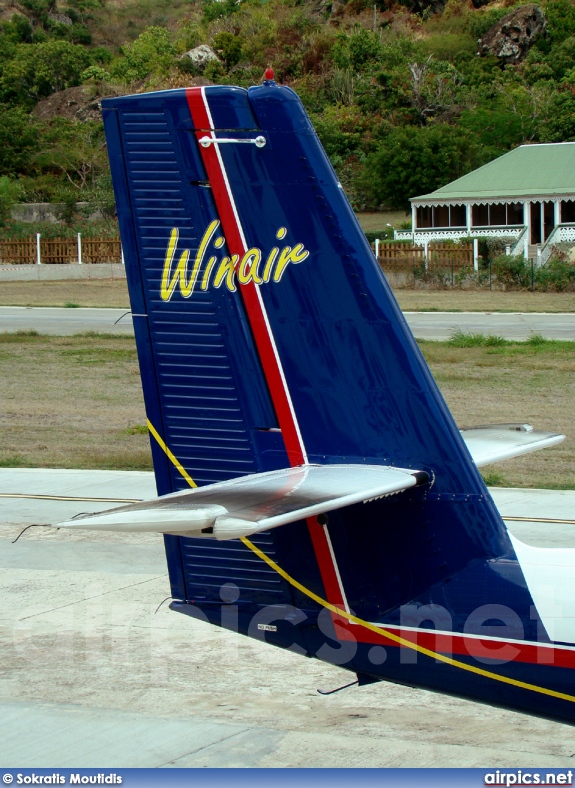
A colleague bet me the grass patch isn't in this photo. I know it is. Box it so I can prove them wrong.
[0,330,41,343]
[74,331,133,340]
[481,471,507,487]
[419,341,575,489]
[448,330,508,347]
[60,346,137,364]
[0,454,33,468]
[444,331,575,354]
[0,333,573,488]
[0,334,150,472]
[0,281,130,309]
[124,424,148,435]
[395,290,575,313]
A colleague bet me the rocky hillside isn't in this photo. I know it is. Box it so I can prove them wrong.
[0,0,574,218]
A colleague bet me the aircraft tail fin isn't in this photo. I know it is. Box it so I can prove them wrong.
[101,79,574,724]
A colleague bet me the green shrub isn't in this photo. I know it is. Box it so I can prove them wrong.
[0,176,23,221]
[202,0,240,23]
[534,258,575,291]
[448,330,508,347]
[0,216,119,239]
[360,124,482,211]
[467,7,509,41]
[364,228,394,243]
[212,32,243,70]
[111,26,176,83]
[491,254,530,288]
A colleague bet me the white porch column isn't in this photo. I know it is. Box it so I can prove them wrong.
[411,203,417,241]
[466,204,471,236]
[540,200,545,244]
[523,201,530,238]
[554,199,561,227]
[473,238,479,271]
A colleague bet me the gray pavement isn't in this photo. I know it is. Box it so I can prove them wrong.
[404,311,575,341]
[0,306,134,335]
[0,263,126,281]
[0,468,156,525]
[2,305,575,340]
[2,468,575,767]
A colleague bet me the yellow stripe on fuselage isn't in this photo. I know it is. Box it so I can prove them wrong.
[147,419,575,706]
[147,418,197,489]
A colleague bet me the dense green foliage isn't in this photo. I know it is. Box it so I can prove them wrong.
[492,253,575,290]
[3,0,575,216]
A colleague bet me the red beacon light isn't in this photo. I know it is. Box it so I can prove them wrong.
[264,68,275,82]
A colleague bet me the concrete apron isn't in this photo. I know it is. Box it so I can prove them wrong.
[1,470,575,767]
[0,264,126,281]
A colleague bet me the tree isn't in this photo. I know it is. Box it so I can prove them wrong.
[331,28,382,72]
[2,15,33,44]
[0,40,89,105]
[406,56,463,125]
[360,124,483,210]
[538,91,575,142]
[111,26,176,83]
[31,39,90,94]
[212,32,243,70]
[37,119,108,191]
[310,104,369,160]
[0,176,23,220]
[0,105,41,175]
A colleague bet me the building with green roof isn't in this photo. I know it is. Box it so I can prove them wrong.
[396,143,575,263]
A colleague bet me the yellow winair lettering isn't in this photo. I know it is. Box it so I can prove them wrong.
[238,248,262,285]
[160,223,310,299]
[273,243,310,283]
[262,247,279,283]
[160,229,188,302]
[201,256,217,291]
[213,254,239,291]
[160,221,220,302]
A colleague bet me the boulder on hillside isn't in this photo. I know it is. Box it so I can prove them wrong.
[48,11,72,25]
[180,45,220,69]
[32,85,122,123]
[478,4,546,65]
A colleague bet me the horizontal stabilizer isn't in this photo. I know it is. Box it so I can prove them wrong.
[461,424,564,467]
[56,464,428,540]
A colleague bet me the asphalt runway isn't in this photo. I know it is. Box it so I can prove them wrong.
[0,306,134,336]
[1,306,574,340]
[2,469,575,767]
[405,311,575,341]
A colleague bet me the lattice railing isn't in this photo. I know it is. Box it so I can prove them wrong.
[540,224,575,265]
[394,226,525,243]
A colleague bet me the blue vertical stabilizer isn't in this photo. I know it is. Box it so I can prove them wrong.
[100,81,575,724]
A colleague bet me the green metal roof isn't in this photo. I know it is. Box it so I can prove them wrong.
[413,143,575,202]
